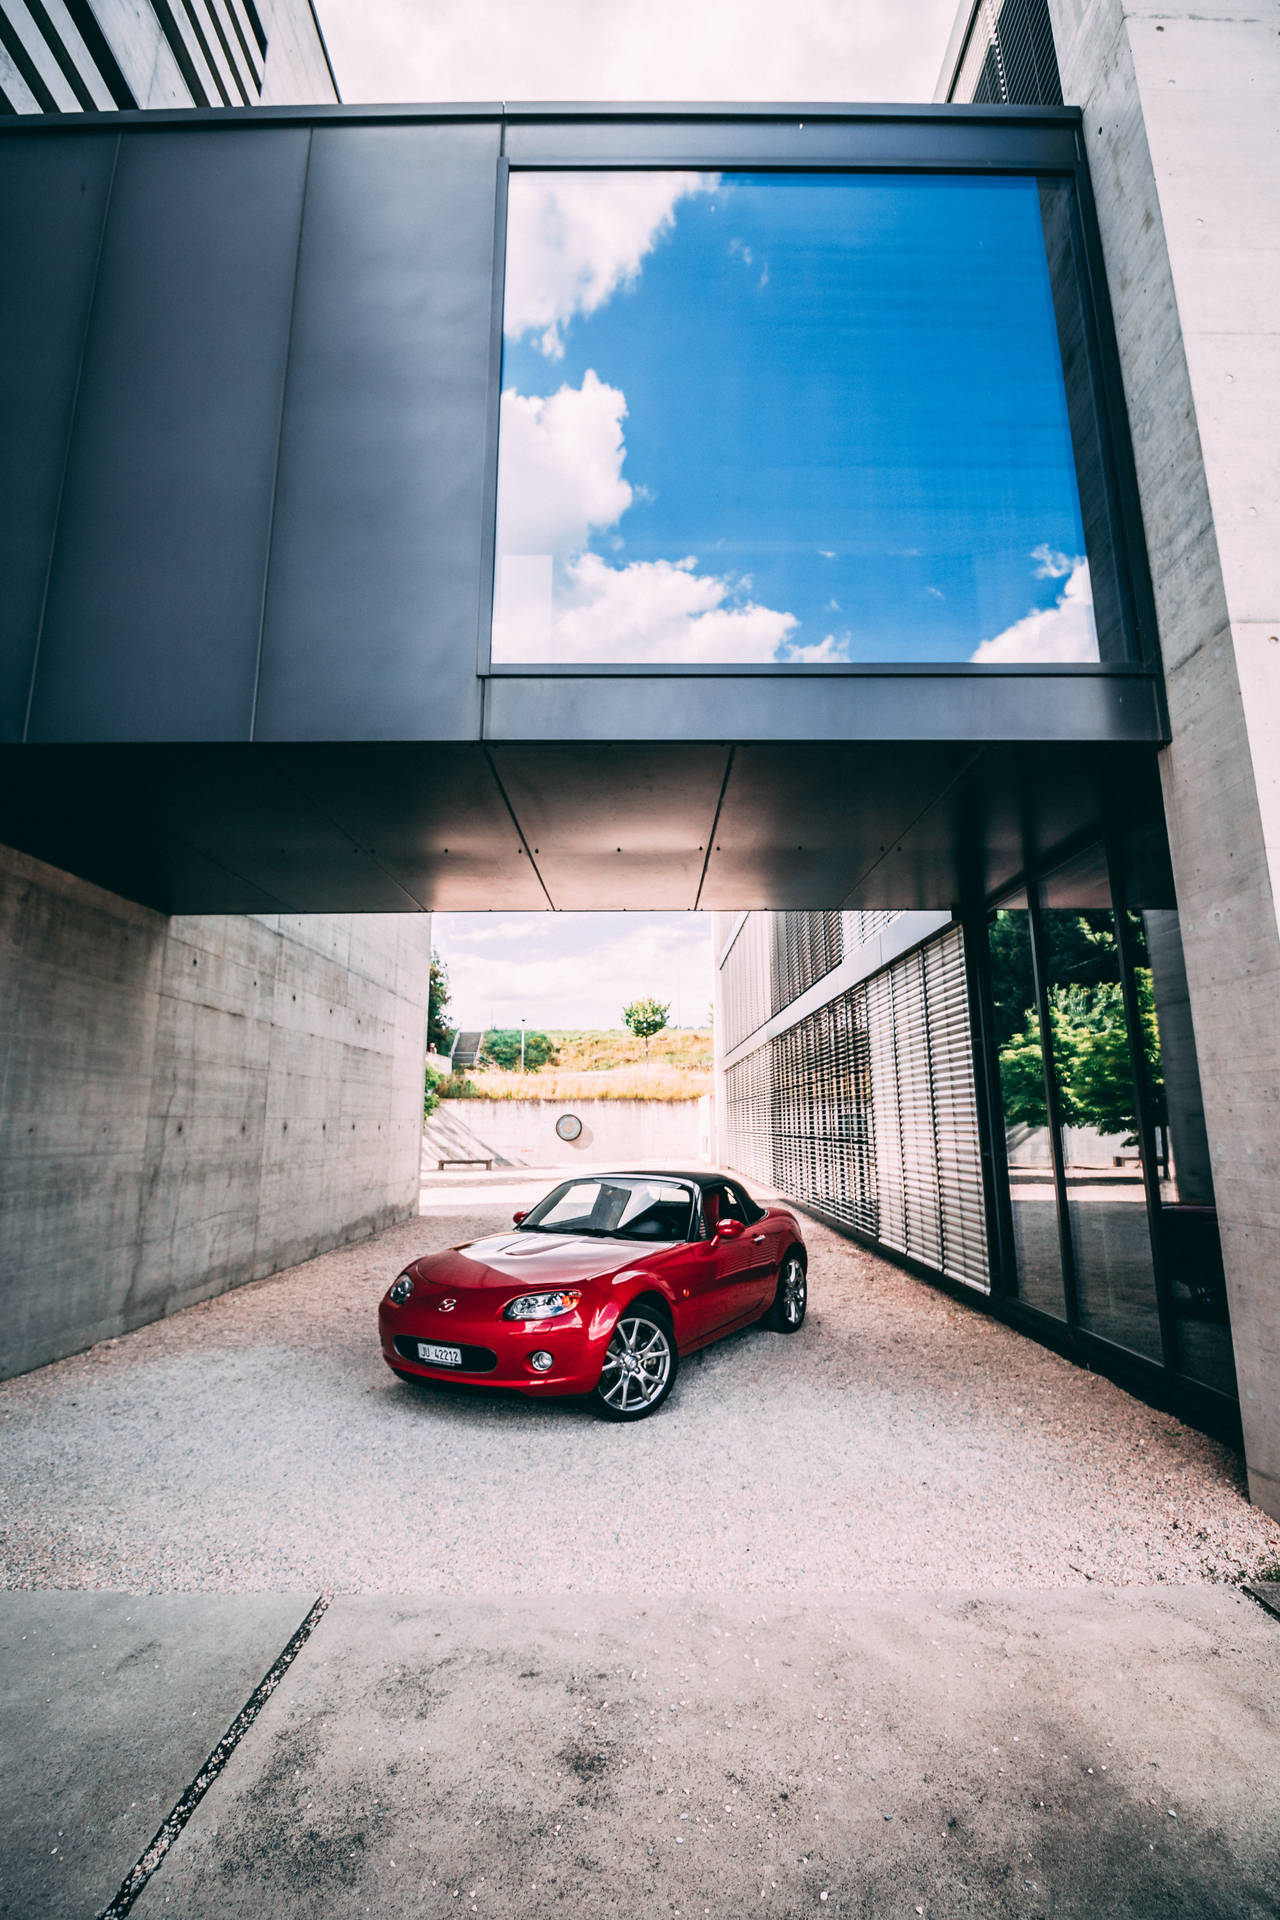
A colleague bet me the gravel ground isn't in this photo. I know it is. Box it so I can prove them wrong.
[2,1172,1278,1594]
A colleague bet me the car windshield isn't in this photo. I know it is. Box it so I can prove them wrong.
[519,1177,694,1242]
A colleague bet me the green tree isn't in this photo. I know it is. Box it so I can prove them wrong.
[428,950,455,1055]
[622,996,670,1057]
[997,1015,1050,1128]
[423,1060,449,1116]
[479,1028,559,1072]
[997,967,1164,1142]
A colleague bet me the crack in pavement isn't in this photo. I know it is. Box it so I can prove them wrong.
[95,1593,330,1918]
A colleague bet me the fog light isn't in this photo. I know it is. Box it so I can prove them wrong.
[530,1350,554,1372]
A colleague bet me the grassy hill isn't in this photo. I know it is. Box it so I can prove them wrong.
[439,1028,714,1102]
[546,1028,713,1071]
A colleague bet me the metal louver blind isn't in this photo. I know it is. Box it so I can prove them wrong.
[923,931,990,1289]
[718,912,772,1053]
[844,909,903,955]
[771,911,844,1012]
[950,0,1062,107]
[721,922,989,1291]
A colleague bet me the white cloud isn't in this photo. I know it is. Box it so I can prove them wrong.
[501,549,797,664]
[316,1,962,110]
[495,372,631,557]
[968,559,1099,664]
[505,170,716,357]
[494,368,799,662]
[780,633,852,663]
[1030,543,1074,580]
[433,912,715,1031]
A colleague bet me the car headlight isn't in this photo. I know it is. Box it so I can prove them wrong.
[388,1273,414,1305]
[503,1290,582,1321]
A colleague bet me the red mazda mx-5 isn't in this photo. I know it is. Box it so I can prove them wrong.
[379,1171,807,1421]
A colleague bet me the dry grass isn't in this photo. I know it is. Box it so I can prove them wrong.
[437,1027,715,1102]
[447,1062,711,1103]
[544,1028,714,1072]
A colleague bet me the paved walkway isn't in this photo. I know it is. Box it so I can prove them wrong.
[3,1171,1280,1916]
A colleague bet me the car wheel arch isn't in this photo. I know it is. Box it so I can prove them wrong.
[623,1287,675,1327]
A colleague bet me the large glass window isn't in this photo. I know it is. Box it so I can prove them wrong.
[988,894,1068,1320]
[493,170,1118,667]
[1129,910,1236,1396]
[987,853,1237,1398]
[1037,890,1163,1363]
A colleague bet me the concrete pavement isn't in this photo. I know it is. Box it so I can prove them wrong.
[0,1592,312,1920]
[2,1588,1278,1918]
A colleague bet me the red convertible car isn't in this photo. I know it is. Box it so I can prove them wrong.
[379,1170,807,1420]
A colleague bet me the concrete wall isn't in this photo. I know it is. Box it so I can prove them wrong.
[78,1,337,108]
[258,0,339,105]
[425,1098,712,1171]
[0,843,430,1378]
[1048,0,1280,1513]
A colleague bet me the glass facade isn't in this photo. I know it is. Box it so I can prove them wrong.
[1128,911,1236,1395]
[493,169,1128,668]
[988,893,1069,1322]
[984,847,1234,1404]
[1040,899,1162,1361]
[718,868,1235,1428]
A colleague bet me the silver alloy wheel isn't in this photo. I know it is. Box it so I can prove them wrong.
[780,1256,807,1325]
[598,1314,673,1412]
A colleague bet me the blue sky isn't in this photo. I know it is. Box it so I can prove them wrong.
[494,170,1098,665]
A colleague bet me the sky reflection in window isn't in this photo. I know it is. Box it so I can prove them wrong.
[492,170,1098,667]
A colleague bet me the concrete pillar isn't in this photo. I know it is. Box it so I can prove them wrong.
[1048,0,1280,1513]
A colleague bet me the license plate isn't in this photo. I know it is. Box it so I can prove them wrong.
[417,1342,462,1367]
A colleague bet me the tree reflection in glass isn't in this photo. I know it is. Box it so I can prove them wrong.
[988,901,1068,1320]
[1036,908,1163,1361]
[493,170,1101,666]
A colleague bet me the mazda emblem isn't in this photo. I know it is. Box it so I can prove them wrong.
[439,1298,457,1312]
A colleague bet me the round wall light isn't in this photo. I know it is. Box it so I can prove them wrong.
[555,1113,583,1142]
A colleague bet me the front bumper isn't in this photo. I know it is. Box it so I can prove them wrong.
[378,1300,608,1396]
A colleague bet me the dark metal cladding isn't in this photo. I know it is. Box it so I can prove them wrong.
[0,104,1165,915]
[0,131,117,743]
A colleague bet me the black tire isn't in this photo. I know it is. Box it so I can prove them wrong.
[591,1305,679,1421]
[765,1250,807,1333]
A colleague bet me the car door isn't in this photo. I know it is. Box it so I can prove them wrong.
[730,1182,787,1312]
[696,1183,770,1336]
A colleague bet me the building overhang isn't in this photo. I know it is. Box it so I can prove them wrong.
[0,103,1165,913]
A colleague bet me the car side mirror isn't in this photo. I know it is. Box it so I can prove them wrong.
[513,1210,528,1226]
[716,1217,744,1239]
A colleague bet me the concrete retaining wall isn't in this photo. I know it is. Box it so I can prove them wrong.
[424,1097,712,1171]
[0,843,431,1378]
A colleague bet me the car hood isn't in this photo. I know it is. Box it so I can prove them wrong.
[413,1232,671,1291]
